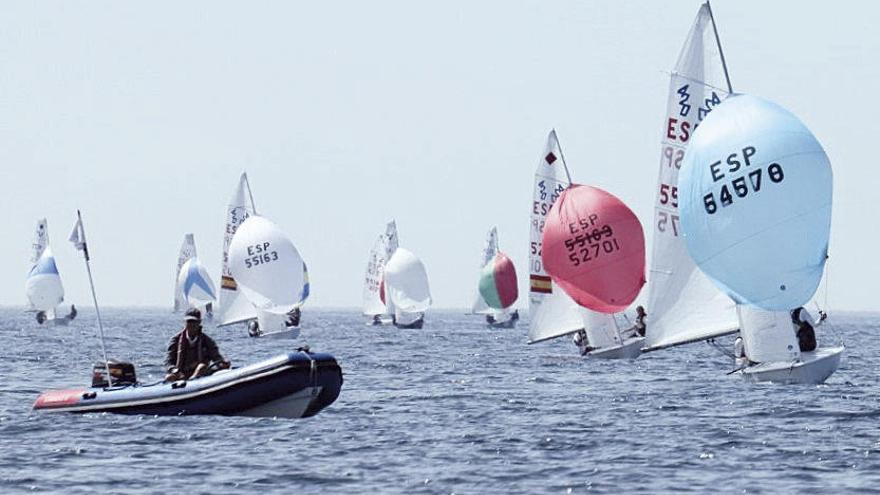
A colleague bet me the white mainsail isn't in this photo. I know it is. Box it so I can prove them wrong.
[27,219,50,311]
[644,3,738,351]
[384,247,431,317]
[218,173,258,326]
[527,130,616,344]
[173,233,197,312]
[362,220,399,317]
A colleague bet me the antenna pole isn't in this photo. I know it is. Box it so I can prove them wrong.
[551,129,575,186]
[76,210,113,388]
[706,1,734,93]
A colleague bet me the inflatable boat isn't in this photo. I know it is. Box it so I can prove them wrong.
[33,351,342,418]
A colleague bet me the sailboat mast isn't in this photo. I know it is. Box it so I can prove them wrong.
[705,1,734,93]
[244,173,258,215]
[551,129,575,186]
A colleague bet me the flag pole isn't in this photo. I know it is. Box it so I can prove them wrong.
[74,210,113,388]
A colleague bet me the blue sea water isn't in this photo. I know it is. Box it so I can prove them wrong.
[0,308,878,494]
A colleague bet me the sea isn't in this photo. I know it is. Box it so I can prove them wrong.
[1,307,878,494]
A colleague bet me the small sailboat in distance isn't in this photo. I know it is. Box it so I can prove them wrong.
[383,241,431,329]
[362,221,399,325]
[678,93,842,384]
[26,219,76,326]
[173,233,198,313]
[470,227,519,328]
[527,131,640,358]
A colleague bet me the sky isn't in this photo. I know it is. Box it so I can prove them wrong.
[2,1,877,311]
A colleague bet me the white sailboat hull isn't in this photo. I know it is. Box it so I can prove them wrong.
[740,346,843,384]
[588,336,645,360]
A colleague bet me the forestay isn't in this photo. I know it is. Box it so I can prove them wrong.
[678,95,832,310]
[173,233,197,312]
[644,3,739,350]
[218,173,257,325]
[229,215,305,315]
[528,130,588,343]
[384,247,431,314]
[542,185,645,314]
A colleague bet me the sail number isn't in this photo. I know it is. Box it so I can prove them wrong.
[243,242,280,268]
[658,184,678,207]
[563,215,621,267]
[657,211,680,236]
[703,146,785,214]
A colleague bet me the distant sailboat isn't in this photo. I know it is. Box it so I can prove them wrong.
[217,173,308,338]
[470,227,519,328]
[642,2,740,353]
[383,246,431,329]
[678,93,842,384]
[173,233,213,315]
[26,219,76,325]
[176,255,217,314]
[362,221,399,325]
[527,131,640,358]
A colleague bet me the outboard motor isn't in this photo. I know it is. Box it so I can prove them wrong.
[92,360,137,388]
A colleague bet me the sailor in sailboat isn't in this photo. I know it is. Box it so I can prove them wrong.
[792,307,826,353]
[36,305,77,325]
[165,308,230,382]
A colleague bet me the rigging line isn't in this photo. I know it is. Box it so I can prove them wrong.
[551,129,575,187]
[706,1,734,94]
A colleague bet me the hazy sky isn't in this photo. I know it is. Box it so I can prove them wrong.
[2,1,877,311]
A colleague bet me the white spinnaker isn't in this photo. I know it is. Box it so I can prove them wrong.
[218,173,257,326]
[28,219,50,310]
[644,3,738,351]
[384,247,431,315]
[528,131,613,344]
[229,215,305,315]
[737,305,800,363]
[26,246,65,313]
[173,233,197,312]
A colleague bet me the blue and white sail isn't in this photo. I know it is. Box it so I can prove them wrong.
[177,256,217,310]
[27,219,51,311]
[173,233,198,312]
[678,94,832,311]
[26,246,65,316]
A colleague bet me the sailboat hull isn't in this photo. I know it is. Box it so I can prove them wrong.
[33,352,342,418]
[740,346,843,384]
[588,336,645,360]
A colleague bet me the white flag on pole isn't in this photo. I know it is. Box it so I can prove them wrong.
[69,216,87,252]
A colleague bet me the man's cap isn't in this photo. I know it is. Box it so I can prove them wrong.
[184,308,202,322]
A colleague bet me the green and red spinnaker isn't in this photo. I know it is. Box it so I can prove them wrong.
[478,252,518,310]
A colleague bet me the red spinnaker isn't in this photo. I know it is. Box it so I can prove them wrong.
[541,184,646,313]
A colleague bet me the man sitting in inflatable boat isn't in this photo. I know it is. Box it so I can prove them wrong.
[164,308,230,382]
